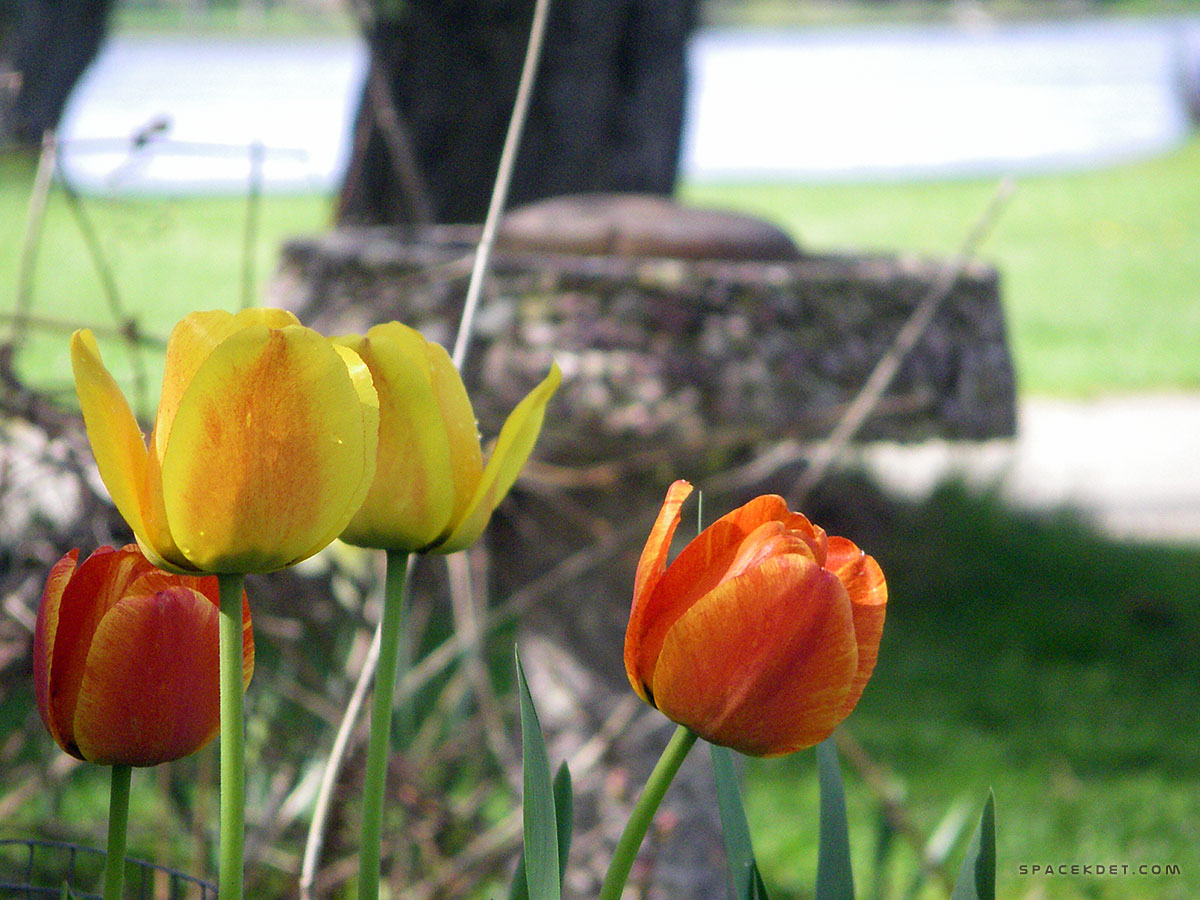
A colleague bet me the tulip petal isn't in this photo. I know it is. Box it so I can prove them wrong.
[127,569,256,690]
[438,361,562,553]
[424,334,485,529]
[154,309,300,463]
[651,555,858,757]
[161,323,378,573]
[293,342,382,561]
[36,546,156,759]
[32,550,81,755]
[627,492,822,694]
[71,332,160,554]
[826,536,887,717]
[73,587,222,766]
[624,479,693,702]
[336,324,458,551]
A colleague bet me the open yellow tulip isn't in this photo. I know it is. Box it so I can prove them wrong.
[335,322,560,554]
[71,309,380,574]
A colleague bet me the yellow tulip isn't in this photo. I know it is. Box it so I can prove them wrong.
[335,321,560,554]
[71,308,380,574]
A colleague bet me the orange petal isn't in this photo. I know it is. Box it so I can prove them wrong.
[628,492,816,695]
[160,323,377,573]
[439,361,562,553]
[826,536,887,717]
[624,480,692,702]
[336,324,458,551]
[73,587,222,766]
[651,555,858,757]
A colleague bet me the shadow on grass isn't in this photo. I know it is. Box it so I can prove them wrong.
[747,473,1200,900]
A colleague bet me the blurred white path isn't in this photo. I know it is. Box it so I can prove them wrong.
[859,393,1200,544]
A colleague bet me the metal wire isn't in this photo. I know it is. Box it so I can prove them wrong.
[0,839,215,899]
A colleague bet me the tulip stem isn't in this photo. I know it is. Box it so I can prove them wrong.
[217,574,247,900]
[102,764,131,900]
[358,549,411,900]
[598,725,699,900]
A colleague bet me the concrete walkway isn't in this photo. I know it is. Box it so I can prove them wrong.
[856,393,1200,544]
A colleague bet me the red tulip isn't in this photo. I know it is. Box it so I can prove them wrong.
[33,545,254,767]
[624,481,886,757]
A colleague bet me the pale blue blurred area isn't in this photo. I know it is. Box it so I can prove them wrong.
[56,15,1200,192]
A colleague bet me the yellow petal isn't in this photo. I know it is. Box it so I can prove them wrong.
[154,309,300,464]
[293,342,382,560]
[160,323,377,573]
[424,336,484,528]
[336,323,457,551]
[437,361,562,553]
[71,330,184,564]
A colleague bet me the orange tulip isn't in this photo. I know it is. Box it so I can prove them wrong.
[33,545,254,767]
[624,480,886,757]
[71,308,379,574]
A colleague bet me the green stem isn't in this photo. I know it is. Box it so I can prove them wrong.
[217,574,247,900]
[102,764,131,900]
[598,725,699,900]
[358,550,411,900]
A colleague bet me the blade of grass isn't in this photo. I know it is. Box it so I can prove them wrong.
[950,791,996,900]
[515,647,560,900]
[711,744,771,900]
[509,762,574,900]
[815,736,854,900]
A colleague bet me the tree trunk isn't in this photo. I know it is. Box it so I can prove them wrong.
[0,0,116,147]
[336,0,699,226]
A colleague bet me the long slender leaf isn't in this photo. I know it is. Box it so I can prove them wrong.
[711,744,771,900]
[815,736,854,900]
[552,761,573,887]
[515,648,560,900]
[508,762,574,900]
[950,791,996,900]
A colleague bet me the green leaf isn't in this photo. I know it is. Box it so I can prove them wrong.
[508,763,574,900]
[515,647,560,900]
[814,736,854,900]
[552,761,574,887]
[711,744,771,900]
[951,791,996,900]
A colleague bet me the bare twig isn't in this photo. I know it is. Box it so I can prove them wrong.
[55,170,152,415]
[451,0,553,369]
[10,131,58,350]
[298,616,385,900]
[447,550,520,778]
[790,176,1017,507]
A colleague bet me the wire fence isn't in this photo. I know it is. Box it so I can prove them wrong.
[0,839,215,900]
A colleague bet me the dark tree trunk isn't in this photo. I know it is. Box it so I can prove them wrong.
[337,0,699,226]
[0,0,116,147]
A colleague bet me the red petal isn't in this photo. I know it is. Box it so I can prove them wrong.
[73,587,222,766]
[33,550,81,754]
